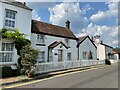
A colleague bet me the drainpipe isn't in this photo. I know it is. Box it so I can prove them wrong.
[78,47,79,60]
[47,47,49,62]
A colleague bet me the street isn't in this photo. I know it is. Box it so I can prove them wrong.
[13,63,119,88]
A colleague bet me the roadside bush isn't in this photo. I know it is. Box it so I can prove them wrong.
[20,45,39,77]
[2,66,13,78]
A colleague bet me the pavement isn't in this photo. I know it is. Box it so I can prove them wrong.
[1,64,109,88]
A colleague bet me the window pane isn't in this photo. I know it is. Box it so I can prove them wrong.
[9,20,11,27]
[5,10,16,28]
[37,34,45,44]
[2,43,14,51]
[6,11,9,18]
[67,53,71,61]
[37,51,45,63]
[1,52,13,62]
[83,52,87,59]
[5,20,9,26]
[9,12,12,18]
[13,13,15,19]
[11,21,15,27]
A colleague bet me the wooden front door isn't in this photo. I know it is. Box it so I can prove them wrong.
[58,49,62,62]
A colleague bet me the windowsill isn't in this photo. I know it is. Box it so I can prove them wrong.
[0,62,16,65]
[3,26,16,30]
[36,43,46,46]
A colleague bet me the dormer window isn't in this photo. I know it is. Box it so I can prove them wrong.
[37,34,45,44]
[4,9,16,28]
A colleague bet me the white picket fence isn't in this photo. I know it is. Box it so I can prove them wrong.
[35,60,105,74]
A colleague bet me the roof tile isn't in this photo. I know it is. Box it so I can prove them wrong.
[31,20,77,40]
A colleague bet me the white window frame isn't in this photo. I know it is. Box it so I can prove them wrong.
[67,53,71,61]
[2,43,14,51]
[83,52,87,60]
[0,42,15,63]
[37,51,45,63]
[37,34,45,44]
[4,9,17,28]
[49,49,53,62]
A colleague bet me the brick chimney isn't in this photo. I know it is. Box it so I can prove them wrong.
[65,20,70,29]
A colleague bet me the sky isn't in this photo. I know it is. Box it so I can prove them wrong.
[24,1,118,48]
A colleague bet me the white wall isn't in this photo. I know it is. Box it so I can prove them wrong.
[31,33,78,63]
[113,54,119,60]
[78,38,97,60]
[0,2,32,40]
[98,44,106,60]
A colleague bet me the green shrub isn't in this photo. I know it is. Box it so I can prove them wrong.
[20,45,39,75]
[2,66,13,78]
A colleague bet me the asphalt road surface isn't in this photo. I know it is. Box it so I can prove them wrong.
[17,63,118,88]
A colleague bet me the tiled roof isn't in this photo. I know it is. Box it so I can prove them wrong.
[112,49,120,54]
[48,41,68,49]
[31,20,77,40]
[0,0,32,11]
[101,43,113,48]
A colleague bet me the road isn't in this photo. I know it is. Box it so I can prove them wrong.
[16,63,118,88]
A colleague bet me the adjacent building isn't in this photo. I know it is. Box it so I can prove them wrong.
[77,36,97,60]
[93,35,113,60]
[0,0,32,67]
[31,20,78,63]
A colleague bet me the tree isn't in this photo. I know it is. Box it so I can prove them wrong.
[20,45,39,76]
[88,51,93,60]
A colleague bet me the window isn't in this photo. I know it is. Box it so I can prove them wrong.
[0,43,14,62]
[37,34,45,44]
[83,52,87,59]
[37,51,45,63]
[65,38,70,46]
[1,53,13,62]
[58,50,63,62]
[2,43,14,51]
[67,53,71,61]
[4,9,16,28]
[49,50,53,62]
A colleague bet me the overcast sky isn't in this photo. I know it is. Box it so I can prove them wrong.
[24,1,118,48]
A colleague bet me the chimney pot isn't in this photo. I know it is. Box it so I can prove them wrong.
[65,20,70,29]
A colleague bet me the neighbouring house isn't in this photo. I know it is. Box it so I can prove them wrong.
[112,49,120,60]
[77,36,97,60]
[0,0,32,68]
[93,35,113,60]
[31,20,78,64]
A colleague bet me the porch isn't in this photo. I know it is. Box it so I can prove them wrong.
[35,60,105,74]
